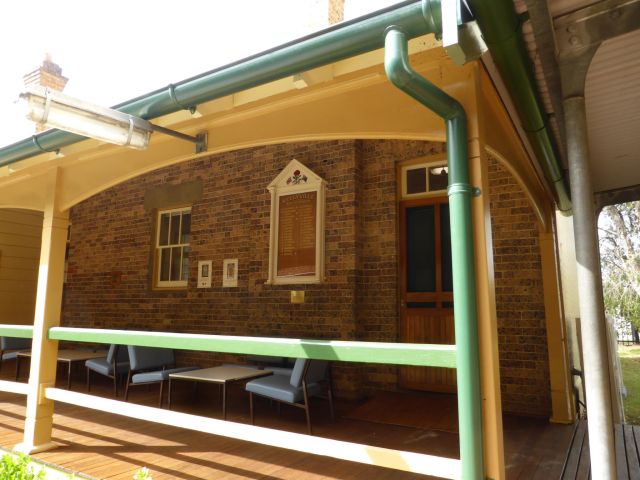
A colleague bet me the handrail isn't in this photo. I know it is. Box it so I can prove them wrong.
[0,325,34,338]
[47,327,456,368]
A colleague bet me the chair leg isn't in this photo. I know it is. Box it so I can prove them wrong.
[124,370,132,401]
[249,392,255,425]
[327,383,335,422]
[159,380,164,408]
[113,373,118,397]
[302,381,312,435]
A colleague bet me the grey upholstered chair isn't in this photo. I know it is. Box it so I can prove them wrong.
[0,336,31,373]
[245,358,334,434]
[124,346,197,407]
[85,344,130,396]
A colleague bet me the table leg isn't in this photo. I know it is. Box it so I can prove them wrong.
[67,360,72,390]
[223,383,227,420]
[168,378,172,410]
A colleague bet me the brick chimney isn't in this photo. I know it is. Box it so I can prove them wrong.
[328,0,345,25]
[305,0,345,31]
[23,54,68,132]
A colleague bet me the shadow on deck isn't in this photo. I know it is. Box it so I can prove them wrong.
[0,365,575,479]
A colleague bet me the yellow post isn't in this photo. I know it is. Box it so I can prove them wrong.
[16,168,68,454]
[467,62,505,480]
[539,224,575,424]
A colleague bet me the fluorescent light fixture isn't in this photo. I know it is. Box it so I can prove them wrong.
[20,86,153,149]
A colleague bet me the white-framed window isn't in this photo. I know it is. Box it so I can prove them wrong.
[155,207,191,288]
[267,159,325,285]
[400,157,449,199]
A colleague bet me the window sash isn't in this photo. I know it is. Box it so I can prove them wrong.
[156,207,190,287]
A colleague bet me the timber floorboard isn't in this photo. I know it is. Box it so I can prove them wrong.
[0,363,574,479]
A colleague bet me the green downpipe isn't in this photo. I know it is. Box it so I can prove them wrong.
[385,28,484,480]
[467,0,572,214]
[0,1,442,168]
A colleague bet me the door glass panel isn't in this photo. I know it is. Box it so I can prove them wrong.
[440,203,453,292]
[406,205,435,292]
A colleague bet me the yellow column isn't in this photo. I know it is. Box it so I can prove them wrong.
[539,225,575,424]
[468,140,506,480]
[16,169,68,454]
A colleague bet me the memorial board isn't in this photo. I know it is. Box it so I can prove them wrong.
[277,191,317,276]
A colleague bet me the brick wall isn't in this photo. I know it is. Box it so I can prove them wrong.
[488,156,551,417]
[63,140,552,414]
[355,140,446,392]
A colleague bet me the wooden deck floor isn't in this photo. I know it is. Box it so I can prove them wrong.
[560,420,640,479]
[0,366,575,479]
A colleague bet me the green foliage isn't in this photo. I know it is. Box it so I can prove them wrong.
[0,453,45,480]
[599,202,640,328]
[133,467,153,480]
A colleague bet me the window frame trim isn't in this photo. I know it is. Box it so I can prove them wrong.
[154,206,191,289]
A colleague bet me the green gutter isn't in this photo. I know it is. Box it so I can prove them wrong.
[0,0,440,168]
[467,0,572,214]
[385,27,484,480]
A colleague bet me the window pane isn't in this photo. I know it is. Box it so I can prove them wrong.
[181,213,191,243]
[440,203,453,292]
[428,166,448,192]
[159,213,170,246]
[406,205,435,292]
[406,167,427,195]
[170,246,182,281]
[181,247,190,281]
[160,248,170,281]
[170,213,181,245]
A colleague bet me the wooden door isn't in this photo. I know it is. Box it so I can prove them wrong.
[399,198,457,393]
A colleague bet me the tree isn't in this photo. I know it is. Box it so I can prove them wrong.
[599,201,640,329]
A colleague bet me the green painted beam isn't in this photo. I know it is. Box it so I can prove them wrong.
[47,327,456,368]
[0,325,34,339]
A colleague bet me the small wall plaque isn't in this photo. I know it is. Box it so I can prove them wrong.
[197,260,212,288]
[223,258,238,288]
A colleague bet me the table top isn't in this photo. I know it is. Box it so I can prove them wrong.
[17,349,107,362]
[169,365,273,384]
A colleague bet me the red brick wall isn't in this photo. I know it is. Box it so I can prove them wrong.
[63,140,552,414]
[355,140,446,391]
[488,156,551,417]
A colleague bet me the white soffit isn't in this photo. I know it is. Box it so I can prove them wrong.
[585,29,640,193]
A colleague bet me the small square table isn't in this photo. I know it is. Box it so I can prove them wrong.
[16,349,108,389]
[168,365,272,419]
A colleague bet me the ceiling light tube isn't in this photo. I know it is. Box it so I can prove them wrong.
[20,87,153,150]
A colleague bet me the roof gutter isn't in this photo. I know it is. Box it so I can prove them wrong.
[467,0,572,214]
[0,0,440,168]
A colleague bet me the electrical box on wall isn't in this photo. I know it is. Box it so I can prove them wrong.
[197,260,212,288]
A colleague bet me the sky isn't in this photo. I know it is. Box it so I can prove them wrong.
[0,0,397,148]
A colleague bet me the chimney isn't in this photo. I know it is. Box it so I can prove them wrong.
[328,0,344,25]
[23,54,68,132]
[304,0,345,31]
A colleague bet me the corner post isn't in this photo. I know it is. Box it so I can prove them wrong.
[539,221,575,424]
[16,168,69,454]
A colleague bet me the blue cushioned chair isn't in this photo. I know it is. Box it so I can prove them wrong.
[124,346,197,407]
[0,337,31,374]
[85,344,130,396]
[246,358,334,434]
